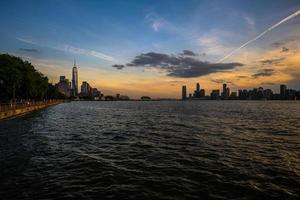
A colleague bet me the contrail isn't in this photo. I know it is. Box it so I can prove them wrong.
[218,10,300,63]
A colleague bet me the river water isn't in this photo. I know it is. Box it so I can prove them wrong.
[0,101,299,199]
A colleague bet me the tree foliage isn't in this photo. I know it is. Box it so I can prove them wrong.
[0,54,65,102]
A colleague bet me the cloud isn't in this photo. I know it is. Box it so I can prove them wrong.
[211,79,233,84]
[261,82,276,85]
[16,37,116,62]
[252,69,274,78]
[181,50,197,56]
[62,45,116,62]
[272,42,283,47]
[218,9,300,62]
[260,57,285,65]
[114,51,243,78]
[196,31,233,56]
[19,48,40,53]
[244,16,256,30]
[145,13,166,32]
[17,37,38,45]
[112,64,125,70]
[281,47,289,52]
[237,75,248,79]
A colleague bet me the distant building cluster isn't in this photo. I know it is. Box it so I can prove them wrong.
[55,60,102,100]
[182,83,300,100]
[55,60,134,100]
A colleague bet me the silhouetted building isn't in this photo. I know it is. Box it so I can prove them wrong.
[211,90,220,100]
[193,83,200,98]
[230,92,237,99]
[182,85,187,100]
[81,81,91,95]
[264,89,273,100]
[119,95,130,100]
[193,83,204,98]
[222,84,229,99]
[238,89,249,100]
[72,60,78,96]
[280,84,287,99]
[200,89,205,97]
[57,76,71,97]
[105,95,115,101]
[141,96,151,100]
[296,91,300,100]
[286,89,297,100]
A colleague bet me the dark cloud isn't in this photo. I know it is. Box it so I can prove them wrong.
[237,75,248,79]
[261,82,276,85]
[271,42,283,47]
[281,47,289,52]
[117,52,243,78]
[112,64,125,70]
[260,58,284,65]
[19,48,39,53]
[181,50,197,56]
[252,69,274,78]
[211,79,233,84]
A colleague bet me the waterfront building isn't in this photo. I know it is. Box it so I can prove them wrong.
[182,85,187,100]
[211,90,220,100]
[193,83,201,98]
[119,95,130,100]
[286,89,297,100]
[226,88,230,98]
[141,96,151,100]
[280,84,287,99]
[222,84,229,99]
[57,76,71,97]
[91,88,101,97]
[81,81,91,95]
[72,60,78,96]
[264,89,273,100]
[200,89,205,97]
[230,92,237,99]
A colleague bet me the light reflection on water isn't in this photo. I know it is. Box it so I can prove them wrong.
[0,101,299,199]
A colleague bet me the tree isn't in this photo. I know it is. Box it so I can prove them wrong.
[0,54,66,102]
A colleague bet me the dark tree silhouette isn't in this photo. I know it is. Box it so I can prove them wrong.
[0,54,65,102]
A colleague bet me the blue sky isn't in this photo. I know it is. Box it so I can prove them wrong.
[1,0,300,97]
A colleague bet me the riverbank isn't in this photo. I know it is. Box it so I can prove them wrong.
[0,100,64,120]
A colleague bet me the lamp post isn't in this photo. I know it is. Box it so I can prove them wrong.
[0,80,3,111]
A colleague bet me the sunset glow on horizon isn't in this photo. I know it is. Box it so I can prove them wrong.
[1,0,300,98]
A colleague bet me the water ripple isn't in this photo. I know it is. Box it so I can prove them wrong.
[0,101,300,199]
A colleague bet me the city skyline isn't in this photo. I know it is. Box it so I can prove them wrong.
[182,82,300,100]
[1,0,300,98]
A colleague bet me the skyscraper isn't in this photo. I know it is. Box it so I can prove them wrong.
[222,83,229,99]
[182,85,187,100]
[196,83,200,92]
[280,84,287,99]
[194,82,201,98]
[72,60,78,96]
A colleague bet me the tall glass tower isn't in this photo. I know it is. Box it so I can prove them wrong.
[72,59,78,96]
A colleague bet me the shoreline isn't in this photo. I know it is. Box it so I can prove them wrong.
[0,100,64,121]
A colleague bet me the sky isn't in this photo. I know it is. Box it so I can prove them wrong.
[1,0,300,98]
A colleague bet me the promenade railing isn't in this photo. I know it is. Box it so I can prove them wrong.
[0,100,62,112]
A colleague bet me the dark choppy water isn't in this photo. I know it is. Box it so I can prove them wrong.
[0,101,300,200]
